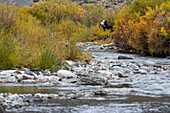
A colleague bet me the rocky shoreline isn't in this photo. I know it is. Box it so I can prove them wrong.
[0,42,169,112]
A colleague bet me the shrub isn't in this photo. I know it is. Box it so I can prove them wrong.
[114,0,170,56]
[29,0,85,24]
[0,1,96,70]
[82,4,106,27]
[128,0,168,16]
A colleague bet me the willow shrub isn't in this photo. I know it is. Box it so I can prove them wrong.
[0,0,106,70]
[0,4,64,70]
[128,0,168,16]
[28,0,85,24]
[114,0,170,56]
[82,4,106,27]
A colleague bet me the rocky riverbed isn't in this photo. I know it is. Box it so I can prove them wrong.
[0,42,170,113]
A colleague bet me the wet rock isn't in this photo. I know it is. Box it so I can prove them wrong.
[77,75,108,85]
[47,76,60,82]
[0,75,8,83]
[57,70,77,78]
[111,70,119,75]
[123,78,133,82]
[123,68,131,74]
[112,66,124,71]
[54,81,75,86]
[109,75,119,80]
[62,78,77,83]
[153,65,162,68]
[34,75,45,81]
[7,76,18,83]
[143,61,156,66]
[140,66,150,71]
[42,69,51,76]
[23,97,32,103]
[1,102,10,109]
[34,93,49,100]
[0,70,16,75]
[118,73,128,78]
[118,56,133,59]
[166,56,170,59]
[25,70,36,76]
[97,70,112,76]
[23,74,34,79]
[21,80,36,84]
[15,74,23,80]
[91,55,96,58]
[67,93,76,98]
[138,69,148,74]
[105,83,132,88]
[51,72,57,76]
[93,90,107,96]
[0,103,5,113]
[129,64,138,69]
[32,97,43,102]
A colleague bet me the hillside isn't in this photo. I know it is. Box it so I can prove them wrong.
[0,0,133,8]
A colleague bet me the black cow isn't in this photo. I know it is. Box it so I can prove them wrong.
[33,0,49,3]
[99,20,114,32]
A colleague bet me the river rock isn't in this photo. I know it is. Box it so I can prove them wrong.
[118,56,133,59]
[93,90,107,96]
[21,80,36,84]
[138,69,148,74]
[112,66,124,71]
[47,76,60,82]
[0,70,16,75]
[105,83,132,88]
[111,70,119,75]
[77,75,108,85]
[15,74,23,80]
[118,73,128,78]
[0,103,5,113]
[54,81,76,86]
[65,60,75,66]
[143,61,156,66]
[166,56,170,59]
[140,66,150,71]
[62,78,77,83]
[129,63,138,69]
[97,70,112,76]
[57,70,77,78]
[23,74,34,80]
[7,76,18,83]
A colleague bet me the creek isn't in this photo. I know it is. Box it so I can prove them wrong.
[0,51,170,113]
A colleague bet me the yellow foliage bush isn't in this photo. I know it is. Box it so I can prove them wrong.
[29,0,85,24]
[114,0,170,56]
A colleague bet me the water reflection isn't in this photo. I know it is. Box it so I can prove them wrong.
[7,97,170,113]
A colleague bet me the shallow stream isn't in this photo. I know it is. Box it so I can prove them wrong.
[1,51,170,113]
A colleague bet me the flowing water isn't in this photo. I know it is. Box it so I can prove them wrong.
[1,51,170,113]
